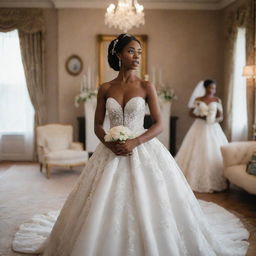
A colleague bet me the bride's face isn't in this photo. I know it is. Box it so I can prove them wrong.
[206,83,216,96]
[118,40,142,70]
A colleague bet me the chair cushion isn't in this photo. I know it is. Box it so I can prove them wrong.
[45,150,88,165]
[224,165,256,195]
[46,137,70,152]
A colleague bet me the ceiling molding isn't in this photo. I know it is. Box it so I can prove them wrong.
[0,1,54,8]
[0,0,237,10]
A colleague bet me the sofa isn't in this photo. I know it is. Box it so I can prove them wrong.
[221,141,256,195]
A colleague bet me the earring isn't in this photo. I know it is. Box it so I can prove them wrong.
[119,59,121,68]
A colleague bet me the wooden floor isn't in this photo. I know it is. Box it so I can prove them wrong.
[1,161,256,255]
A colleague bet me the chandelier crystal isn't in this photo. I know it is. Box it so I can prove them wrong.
[105,0,145,33]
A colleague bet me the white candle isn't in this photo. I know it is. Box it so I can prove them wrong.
[80,79,83,93]
[83,74,87,90]
[91,66,94,89]
[159,68,163,87]
[87,66,91,89]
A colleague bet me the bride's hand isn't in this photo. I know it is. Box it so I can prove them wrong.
[115,138,139,156]
[198,116,206,120]
[104,141,122,155]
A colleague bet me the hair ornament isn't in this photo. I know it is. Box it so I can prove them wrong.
[123,33,131,38]
[111,39,119,55]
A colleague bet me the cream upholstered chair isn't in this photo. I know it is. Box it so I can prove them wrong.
[221,141,256,195]
[37,124,88,178]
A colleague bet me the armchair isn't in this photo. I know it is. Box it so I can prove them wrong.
[36,124,88,178]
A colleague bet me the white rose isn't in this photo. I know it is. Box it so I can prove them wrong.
[104,133,112,142]
[104,125,133,142]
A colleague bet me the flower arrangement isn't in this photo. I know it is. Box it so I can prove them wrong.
[146,69,177,102]
[74,67,98,107]
[157,87,177,102]
[104,125,134,142]
[74,88,98,107]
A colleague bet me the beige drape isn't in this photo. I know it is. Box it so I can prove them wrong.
[223,0,255,140]
[0,8,46,126]
[18,30,46,125]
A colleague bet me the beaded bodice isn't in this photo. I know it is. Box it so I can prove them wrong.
[106,96,146,133]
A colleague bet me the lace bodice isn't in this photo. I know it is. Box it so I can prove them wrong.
[106,96,146,134]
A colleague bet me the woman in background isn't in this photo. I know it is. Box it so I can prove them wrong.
[175,80,228,193]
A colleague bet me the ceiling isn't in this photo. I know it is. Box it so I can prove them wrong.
[0,0,236,10]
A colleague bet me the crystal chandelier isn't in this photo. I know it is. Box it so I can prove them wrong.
[105,0,145,33]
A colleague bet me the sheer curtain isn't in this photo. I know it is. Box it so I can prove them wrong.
[231,28,248,141]
[0,29,34,160]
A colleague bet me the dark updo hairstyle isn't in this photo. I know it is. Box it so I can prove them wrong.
[203,79,216,88]
[108,33,141,71]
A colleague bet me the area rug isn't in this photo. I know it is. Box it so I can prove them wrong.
[0,165,81,256]
[0,165,255,255]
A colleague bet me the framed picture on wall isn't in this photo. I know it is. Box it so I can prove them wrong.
[66,55,83,76]
[97,34,148,85]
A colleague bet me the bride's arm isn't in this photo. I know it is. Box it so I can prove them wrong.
[136,81,164,145]
[215,98,224,123]
[94,84,108,144]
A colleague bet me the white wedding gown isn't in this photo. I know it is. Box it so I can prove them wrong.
[12,97,249,256]
[175,100,228,193]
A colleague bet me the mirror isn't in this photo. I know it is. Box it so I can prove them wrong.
[97,34,148,85]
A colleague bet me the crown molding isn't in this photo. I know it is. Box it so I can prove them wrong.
[0,0,237,10]
[143,0,236,10]
[0,0,54,8]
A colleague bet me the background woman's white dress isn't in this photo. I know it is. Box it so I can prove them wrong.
[12,97,249,256]
[175,100,228,193]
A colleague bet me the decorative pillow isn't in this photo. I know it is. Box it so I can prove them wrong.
[246,153,256,176]
[46,137,70,152]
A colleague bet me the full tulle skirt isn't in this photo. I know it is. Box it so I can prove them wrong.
[12,137,249,256]
[175,119,228,193]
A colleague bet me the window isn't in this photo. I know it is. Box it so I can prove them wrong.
[231,28,248,141]
[0,30,34,160]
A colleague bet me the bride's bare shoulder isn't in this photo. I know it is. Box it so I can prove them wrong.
[215,97,222,103]
[98,82,112,96]
[140,80,156,92]
[99,82,111,89]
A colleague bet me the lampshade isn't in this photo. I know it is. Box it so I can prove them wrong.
[242,65,256,78]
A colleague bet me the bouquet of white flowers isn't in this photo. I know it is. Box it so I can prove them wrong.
[193,102,216,124]
[104,126,134,142]
[193,101,208,117]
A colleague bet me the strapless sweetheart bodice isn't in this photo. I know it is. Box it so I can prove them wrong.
[106,96,146,134]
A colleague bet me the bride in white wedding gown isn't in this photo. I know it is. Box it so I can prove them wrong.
[175,80,228,193]
[12,34,249,256]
